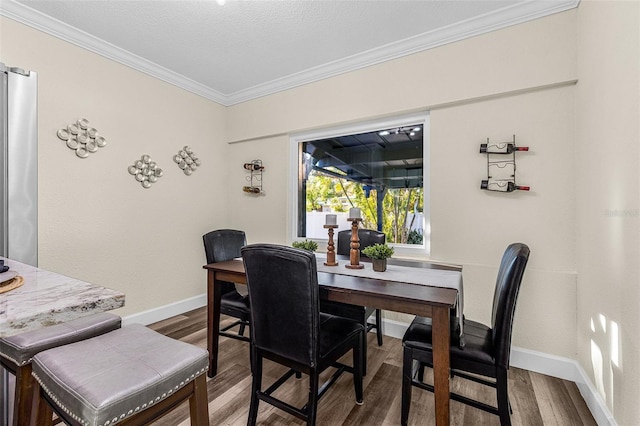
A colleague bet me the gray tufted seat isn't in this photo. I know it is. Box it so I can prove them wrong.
[30,324,210,426]
[0,312,122,425]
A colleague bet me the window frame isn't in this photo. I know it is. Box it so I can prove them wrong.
[289,111,431,256]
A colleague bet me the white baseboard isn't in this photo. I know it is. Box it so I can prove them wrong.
[121,294,207,327]
[509,347,615,426]
[569,362,617,426]
[377,317,411,340]
[125,296,615,426]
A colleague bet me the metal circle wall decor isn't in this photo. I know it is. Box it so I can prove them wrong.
[57,118,107,158]
[173,145,201,176]
[128,154,163,189]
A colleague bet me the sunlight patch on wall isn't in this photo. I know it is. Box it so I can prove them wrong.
[589,314,622,412]
[610,320,619,367]
[598,313,607,333]
[590,339,605,399]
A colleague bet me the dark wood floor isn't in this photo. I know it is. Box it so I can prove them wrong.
[148,307,596,425]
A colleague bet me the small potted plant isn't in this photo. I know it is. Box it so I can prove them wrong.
[362,243,394,272]
[292,239,318,252]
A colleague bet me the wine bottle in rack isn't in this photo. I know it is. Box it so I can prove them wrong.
[243,186,261,194]
[481,180,530,192]
[480,143,529,154]
[243,162,264,171]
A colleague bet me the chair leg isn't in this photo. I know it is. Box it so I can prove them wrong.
[362,319,368,377]
[238,322,246,336]
[247,348,262,426]
[353,332,364,404]
[188,374,209,425]
[307,370,319,426]
[496,368,511,426]
[417,362,425,383]
[375,309,383,346]
[401,346,413,426]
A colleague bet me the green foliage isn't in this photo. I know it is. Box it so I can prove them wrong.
[362,243,394,259]
[292,240,318,252]
[305,170,424,244]
[382,187,423,245]
[305,172,340,211]
[407,229,424,245]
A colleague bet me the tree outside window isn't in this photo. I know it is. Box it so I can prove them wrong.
[298,123,425,245]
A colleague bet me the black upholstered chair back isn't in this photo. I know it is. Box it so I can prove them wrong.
[336,229,386,257]
[490,243,530,368]
[203,229,247,294]
[241,244,319,367]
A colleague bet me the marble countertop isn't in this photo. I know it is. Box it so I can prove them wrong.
[0,257,125,338]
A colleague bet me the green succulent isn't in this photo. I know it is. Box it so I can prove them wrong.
[362,243,394,259]
[292,240,319,252]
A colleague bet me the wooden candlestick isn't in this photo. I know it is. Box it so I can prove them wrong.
[323,225,339,266]
[346,218,364,269]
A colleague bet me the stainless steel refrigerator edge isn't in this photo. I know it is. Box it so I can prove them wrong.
[0,63,38,267]
[1,63,38,424]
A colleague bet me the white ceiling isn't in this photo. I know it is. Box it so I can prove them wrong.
[1,0,578,106]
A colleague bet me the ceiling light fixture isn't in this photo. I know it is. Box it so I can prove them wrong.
[216,0,226,5]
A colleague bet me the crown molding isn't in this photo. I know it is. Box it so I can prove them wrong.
[0,0,229,104]
[1,0,579,107]
[225,0,579,105]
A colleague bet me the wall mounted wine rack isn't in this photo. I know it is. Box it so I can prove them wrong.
[480,135,530,193]
[243,159,265,195]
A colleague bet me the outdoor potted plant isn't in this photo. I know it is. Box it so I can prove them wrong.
[362,243,394,272]
[292,239,318,252]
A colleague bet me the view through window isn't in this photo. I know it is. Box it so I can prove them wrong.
[295,120,426,246]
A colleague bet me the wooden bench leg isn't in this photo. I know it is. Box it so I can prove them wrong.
[189,374,209,425]
[13,363,34,426]
[31,381,54,426]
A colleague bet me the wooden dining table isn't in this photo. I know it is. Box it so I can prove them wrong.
[204,256,461,426]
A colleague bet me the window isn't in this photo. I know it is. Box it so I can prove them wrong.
[290,112,430,253]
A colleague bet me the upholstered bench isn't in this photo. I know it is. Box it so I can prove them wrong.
[0,312,122,425]
[31,324,210,426]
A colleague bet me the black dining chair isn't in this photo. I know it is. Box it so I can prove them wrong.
[401,243,530,426]
[321,228,385,366]
[241,243,364,426]
[203,229,251,342]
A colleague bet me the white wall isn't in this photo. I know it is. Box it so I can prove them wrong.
[226,10,579,358]
[226,134,289,244]
[575,1,640,424]
[1,16,229,317]
[430,86,576,356]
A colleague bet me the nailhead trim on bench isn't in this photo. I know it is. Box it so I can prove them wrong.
[32,366,208,426]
